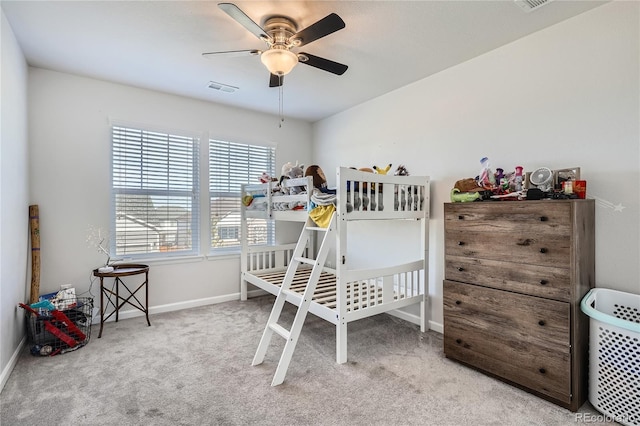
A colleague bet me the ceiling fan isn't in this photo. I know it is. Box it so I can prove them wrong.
[203,3,348,87]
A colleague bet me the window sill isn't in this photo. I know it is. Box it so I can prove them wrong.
[206,251,241,261]
[111,251,241,266]
[114,255,205,267]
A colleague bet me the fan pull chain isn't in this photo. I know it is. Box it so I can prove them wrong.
[278,76,285,128]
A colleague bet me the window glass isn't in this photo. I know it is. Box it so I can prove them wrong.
[209,140,275,251]
[112,125,199,258]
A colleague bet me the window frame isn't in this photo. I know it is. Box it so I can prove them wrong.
[110,123,201,260]
[209,139,276,254]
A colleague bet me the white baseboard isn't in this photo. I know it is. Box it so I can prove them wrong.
[428,320,443,334]
[0,336,26,394]
[385,309,443,334]
[91,293,242,324]
[90,290,444,335]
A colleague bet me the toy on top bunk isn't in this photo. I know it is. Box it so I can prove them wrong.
[373,164,392,175]
[342,164,390,213]
[278,161,306,195]
[259,172,278,184]
[305,164,336,227]
[241,172,276,209]
[266,161,306,211]
[372,163,392,211]
[392,164,424,211]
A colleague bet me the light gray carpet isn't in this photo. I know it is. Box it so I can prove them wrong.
[1,296,605,425]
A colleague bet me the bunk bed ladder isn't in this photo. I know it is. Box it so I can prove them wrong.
[252,213,337,386]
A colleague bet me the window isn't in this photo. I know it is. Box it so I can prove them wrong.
[111,125,199,258]
[209,140,275,251]
[218,226,240,240]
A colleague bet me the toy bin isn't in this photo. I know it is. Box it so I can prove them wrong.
[24,297,93,357]
[581,288,640,426]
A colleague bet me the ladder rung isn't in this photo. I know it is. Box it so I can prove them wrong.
[306,226,328,232]
[268,323,291,340]
[293,256,316,266]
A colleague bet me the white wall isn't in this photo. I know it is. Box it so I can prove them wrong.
[312,2,640,330]
[28,68,312,313]
[0,10,30,391]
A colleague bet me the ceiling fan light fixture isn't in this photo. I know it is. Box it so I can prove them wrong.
[261,48,298,76]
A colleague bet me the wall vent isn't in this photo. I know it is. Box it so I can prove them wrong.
[207,81,238,93]
[514,0,554,12]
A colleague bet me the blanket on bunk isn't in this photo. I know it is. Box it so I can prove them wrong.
[309,189,336,228]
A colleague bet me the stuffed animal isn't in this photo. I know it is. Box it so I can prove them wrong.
[394,165,409,176]
[279,161,305,195]
[373,164,392,175]
[259,172,276,183]
[450,188,481,202]
[242,194,254,207]
[454,178,485,193]
[372,164,392,211]
[393,164,424,211]
[279,161,301,195]
[287,163,305,195]
[280,162,296,181]
[305,165,328,190]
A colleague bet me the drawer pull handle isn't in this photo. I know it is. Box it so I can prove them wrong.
[540,216,548,222]
[455,300,461,305]
[538,320,546,326]
[457,267,465,272]
[458,241,465,246]
[539,279,548,285]
[456,338,462,344]
[539,248,548,254]
[458,215,464,220]
[539,368,546,374]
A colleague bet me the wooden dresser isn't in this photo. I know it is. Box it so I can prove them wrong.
[443,200,595,411]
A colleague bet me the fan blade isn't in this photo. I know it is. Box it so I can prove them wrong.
[291,13,345,47]
[269,73,283,87]
[298,53,348,75]
[218,3,272,43]
[202,49,261,58]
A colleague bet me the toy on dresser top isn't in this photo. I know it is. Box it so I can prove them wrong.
[450,157,524,202]
[450,157,584,202]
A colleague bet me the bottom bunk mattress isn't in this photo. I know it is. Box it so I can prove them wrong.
[247,267,422,317]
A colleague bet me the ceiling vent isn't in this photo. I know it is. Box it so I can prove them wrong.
[514,0,554,12]
[207,81,238,93]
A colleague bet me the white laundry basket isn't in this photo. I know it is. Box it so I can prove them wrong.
[581,288,640,426]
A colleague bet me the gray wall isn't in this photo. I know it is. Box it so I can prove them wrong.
[1,10,30,391]
[312,2,640,330]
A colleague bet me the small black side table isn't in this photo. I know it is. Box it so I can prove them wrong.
[93,264,150,338]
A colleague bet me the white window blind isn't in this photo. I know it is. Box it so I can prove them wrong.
[112,125,199,258]
[209,140,275,251]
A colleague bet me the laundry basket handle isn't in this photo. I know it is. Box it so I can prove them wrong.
[580,288,640,333]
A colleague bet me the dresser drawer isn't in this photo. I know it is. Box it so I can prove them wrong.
[443,280,571,403]
[445,255,571,301]
[444,202,572,236]
[445,229,570,268]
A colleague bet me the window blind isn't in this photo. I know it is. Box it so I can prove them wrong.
[112,125,199,258]
[209,140,275,251]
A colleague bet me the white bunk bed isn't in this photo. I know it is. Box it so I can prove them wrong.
[241,167,430,381]
[240,175,314,300]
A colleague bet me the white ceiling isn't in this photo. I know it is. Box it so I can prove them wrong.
[2,0,607,122]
